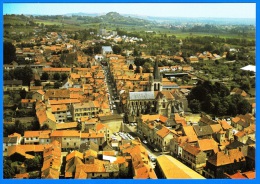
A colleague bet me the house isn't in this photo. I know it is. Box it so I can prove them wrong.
[41,141,62,179]
[155,155,205,179]
[81,132,105,146]
[224,170,255,179]
[21,99,36,109]
[45,89,71,100]
[56,122,78,130]
[188,56,199,63]
[72,102,101,121]
[98,114,123,133]
[203,148,246,178]
[95,123,112,141]
[101,46,113,56]
[231,114,254,131]
[4,80,23,91]
[230,88,248,97]
[193,125,213,139]
[42,68,71,79]
[3,136,20,152]
[36,109,57,130]
[51,104,68,123]
[120,140,157,179]
[182,126,198,143]
[50,130,81,151]
[75,159,119,179]
[24,130,52,145]
[197,138,219,157]
[65,150,84,178]
[155,126,174,151]
[181,142,207,173]
[7,144,45,161]
[32,90,45,101]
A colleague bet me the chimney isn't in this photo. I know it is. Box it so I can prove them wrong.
[224,149,229,155]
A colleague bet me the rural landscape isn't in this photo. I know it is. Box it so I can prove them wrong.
[3,3,255,180]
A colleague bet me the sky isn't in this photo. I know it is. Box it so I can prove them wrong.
[3,3,256,19]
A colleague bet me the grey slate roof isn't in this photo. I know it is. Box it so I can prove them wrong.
[226,140,245,150]
[102,46,113,52]
[129,91,155,100]
[193,125,213,137]
[4,137,17,143]
[99,114,122,121]
[4,80,23,85]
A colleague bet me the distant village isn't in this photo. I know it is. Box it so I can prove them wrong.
[3,27,255,179]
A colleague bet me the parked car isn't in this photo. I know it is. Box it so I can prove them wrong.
[143,140,148,144]
[154,148,159,152]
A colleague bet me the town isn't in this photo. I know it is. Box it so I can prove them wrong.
[3,11,255,179]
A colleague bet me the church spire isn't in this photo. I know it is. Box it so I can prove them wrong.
[153,57,160,80]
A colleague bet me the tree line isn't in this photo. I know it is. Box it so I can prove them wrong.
[187,81,252,116]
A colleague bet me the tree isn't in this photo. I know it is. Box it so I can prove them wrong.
[61,73,68,81]
[189,99,201,113]
[119,164,129,178]
[4,159,15,178]
[238,99,252,115]
[77,121,82,131]
[133,48,140,57]
[53,72,60,80]
[41,124,50,130]
[34,80,41,86]
[54,81,61,89]
[112,45,122,54]
[129,64,133,70]
[14,66,33,86]
[24,155,42,172]
[41,72,49,80]
[14,120,26,135]
[4,41,16,64]
[20,89,27,99]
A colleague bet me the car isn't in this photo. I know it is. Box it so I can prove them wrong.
[143,140,148,144]
[154,148,159,152]
[150,157,156,162]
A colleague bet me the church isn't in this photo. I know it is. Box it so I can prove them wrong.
[126,58,185,121]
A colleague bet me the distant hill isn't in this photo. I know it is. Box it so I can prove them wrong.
[64,12,102,17]
[97,12,152,26]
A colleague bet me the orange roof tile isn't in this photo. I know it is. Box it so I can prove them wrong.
[208,149,245,166]
[66,150,83,161]
[51,104,67,112]
[43,67,71,72]
[56,122,77,130]
[156,126,171,138]
[51,130,80,137]
[210,124,223,133]
[218,120,232,130]
[197,138,219,153]
[15,173,29,179]
[81,132,104,138]
[243,171,255,179]
[182,126,198,142]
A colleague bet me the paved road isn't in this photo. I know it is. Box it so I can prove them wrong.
[102,65,119,114]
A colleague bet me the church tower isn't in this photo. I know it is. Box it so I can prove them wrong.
[150,57,162,91]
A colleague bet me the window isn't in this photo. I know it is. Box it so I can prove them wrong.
[74,143,76,146]
[67,142,69,146]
